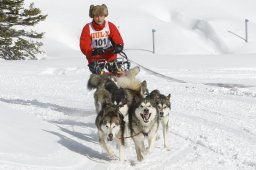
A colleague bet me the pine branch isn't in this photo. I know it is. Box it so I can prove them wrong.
[0,0,47,60]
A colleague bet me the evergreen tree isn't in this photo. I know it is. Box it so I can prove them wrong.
[0,0,47,60]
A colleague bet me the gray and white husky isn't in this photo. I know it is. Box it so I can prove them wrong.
[87,66,141,114]
[95,104,125,161]
[128,97,159,161]
[149,90,171,150]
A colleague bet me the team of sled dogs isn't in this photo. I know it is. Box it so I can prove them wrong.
[87,66,171,161]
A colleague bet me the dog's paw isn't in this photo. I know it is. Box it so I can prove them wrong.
[137,154,144,161]
[146,148,154,154]
[108,154,118,160]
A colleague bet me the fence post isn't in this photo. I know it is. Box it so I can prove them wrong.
[245,19,249,43]
[152,29,156,54]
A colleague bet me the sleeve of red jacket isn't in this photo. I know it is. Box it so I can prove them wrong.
[108,22,124,46]
[80,24,93,60]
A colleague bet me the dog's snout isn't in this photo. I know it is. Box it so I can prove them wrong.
[160,112,164,116]
[108,133,113,139]
[144,108,149,113]
[107,133,114,141]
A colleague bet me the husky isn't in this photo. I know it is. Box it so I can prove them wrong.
[95,104,126,161]
[148,90,171,150]
[128,97,159,161]
[104,76,127,107]
[103,76,129,117]
[89,72,122,114]
[89,66,143,114]
[111,88,129,116]
[94,85,129,115]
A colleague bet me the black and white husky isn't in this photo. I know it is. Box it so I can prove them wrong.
[128,97,159,161]
[95,104,125,161]
[149,90,171,150]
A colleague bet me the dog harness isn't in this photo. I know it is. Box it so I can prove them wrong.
[119,132,141,140]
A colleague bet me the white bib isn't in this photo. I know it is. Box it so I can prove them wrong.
[89,21,112,49]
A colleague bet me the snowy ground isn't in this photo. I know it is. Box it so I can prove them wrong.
[1,0,256,169]
[1,52,256,170]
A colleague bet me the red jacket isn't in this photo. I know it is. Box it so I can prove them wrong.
[80,20,124,64]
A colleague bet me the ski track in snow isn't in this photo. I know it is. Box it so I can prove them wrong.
[0,63,256,170]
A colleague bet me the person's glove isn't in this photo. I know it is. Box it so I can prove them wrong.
[91,48,105,56]
[113,44,123,54]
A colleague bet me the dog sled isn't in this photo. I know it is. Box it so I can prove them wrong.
[93,49,131,76]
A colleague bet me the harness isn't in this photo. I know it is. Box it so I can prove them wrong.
[116,109,142,140]
[118,131,141,140]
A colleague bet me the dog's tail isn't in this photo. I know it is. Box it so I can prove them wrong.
[116,77,141,91]
[116,66,141,91]
[125,66,140,79]
[87,74,102,90]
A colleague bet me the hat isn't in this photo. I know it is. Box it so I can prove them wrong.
[89,4,108,18]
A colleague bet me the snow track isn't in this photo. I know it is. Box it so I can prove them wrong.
[131,59,187,83]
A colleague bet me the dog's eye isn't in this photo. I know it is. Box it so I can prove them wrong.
[113,126,116,128]
[106,125,109,128]
[140,105,143,108]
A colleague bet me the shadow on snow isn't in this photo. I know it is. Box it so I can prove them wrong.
[44,130,109,162]
[0,97,90,116]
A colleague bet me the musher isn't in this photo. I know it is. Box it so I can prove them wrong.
[80,4,124,75]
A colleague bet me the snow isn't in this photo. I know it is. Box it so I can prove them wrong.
[1,0,256,169]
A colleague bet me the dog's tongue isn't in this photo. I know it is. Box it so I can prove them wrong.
[144,113,151,120]
[140,112,151,122]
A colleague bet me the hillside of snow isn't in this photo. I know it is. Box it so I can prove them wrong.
[33,0,256,58]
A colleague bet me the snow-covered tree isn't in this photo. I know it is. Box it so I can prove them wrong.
[0,0,47,60]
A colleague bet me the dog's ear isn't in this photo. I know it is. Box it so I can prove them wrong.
[153,92,160,100]
[150,89,160,95]
[167,94,171,101]
[141,80,147,88]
